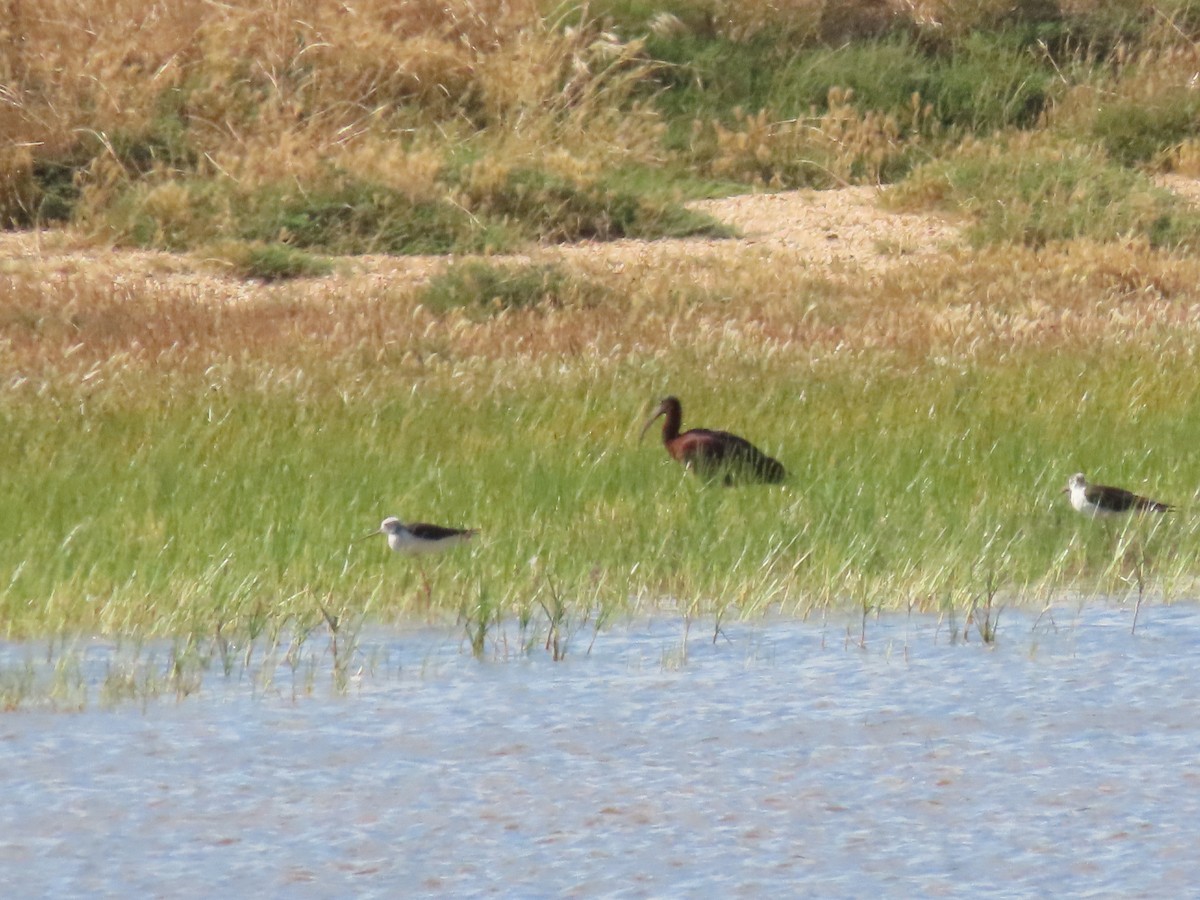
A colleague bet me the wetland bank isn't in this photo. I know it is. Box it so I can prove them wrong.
[7,0,1200,677]
[8,1,1200,892]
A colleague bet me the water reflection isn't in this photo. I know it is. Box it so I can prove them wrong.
[2,603,1200,896]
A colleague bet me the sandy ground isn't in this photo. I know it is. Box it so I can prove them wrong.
[4,179,1198,292]
[685,186,964,267]
[0,187,967,297]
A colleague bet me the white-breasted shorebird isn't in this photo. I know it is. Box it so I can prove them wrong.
[364,517,478,604]
[367,517,478,554]
[1063,473,1173,518]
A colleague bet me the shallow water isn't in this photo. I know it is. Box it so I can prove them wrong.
[3,603,1200,897]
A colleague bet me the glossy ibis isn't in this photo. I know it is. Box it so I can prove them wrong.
[1063,473,1173,518]
[640,396,786,485]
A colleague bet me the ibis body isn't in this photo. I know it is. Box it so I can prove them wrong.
[640,396,786,485]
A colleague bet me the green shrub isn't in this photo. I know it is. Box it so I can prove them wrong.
[240,179,514,256]
[890,137,1200,247]
[419,260,605,315]
[0,153,88,228]
[1091,89,1200,166]
[647,33,796,121]
[103,178,229,250]
[465,167,730,242]
[1043,2,1151,56]
[211,241,333,281]
[107,89,198,176]
[648,31,1056,168]
[89,165,726,254]
[25,159,82,225]
[922,33,1054,131]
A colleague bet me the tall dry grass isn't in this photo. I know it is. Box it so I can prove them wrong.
[7,231,1200,378]
[6,0,1200,240]
[2,0,665,234]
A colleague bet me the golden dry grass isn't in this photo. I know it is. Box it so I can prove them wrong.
[6,190,1200,381]
[6,0,1198,249]
[2,0,667,237]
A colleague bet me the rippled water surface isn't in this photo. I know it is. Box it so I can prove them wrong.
[4,603,1200,897]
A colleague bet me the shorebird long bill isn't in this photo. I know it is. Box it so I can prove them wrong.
[354,522,387,542]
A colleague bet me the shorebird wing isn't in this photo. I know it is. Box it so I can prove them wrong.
[407,523,476,540]
[1085,483,1140,513]
[1088,483,1172,513]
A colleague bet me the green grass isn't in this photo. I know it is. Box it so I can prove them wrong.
[1090,87,1200,166]
[888,138,1200,248]
[462,167,733,242]
[4,336,1199,642]
[209,242,334,281]
[646,31,1056,141]
[100,174,519,256]
[93,168,727,257]
[419,261,608,316]
[239,179,513,256]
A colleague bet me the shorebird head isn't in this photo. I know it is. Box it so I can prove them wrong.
[1063,473,1087,495]
[639,396,679,442]
[359,516,404,541]
[377,516,404,535]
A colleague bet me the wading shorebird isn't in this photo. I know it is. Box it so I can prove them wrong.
[364,517,478,603]
[1063,473,1173,518]
[367,517,478,554]
[640,395,786,485]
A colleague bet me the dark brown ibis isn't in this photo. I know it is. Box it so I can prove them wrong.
[640,396,786,485]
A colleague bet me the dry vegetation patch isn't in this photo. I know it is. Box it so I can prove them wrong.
[8,174,1200,352]
[0,183,965,307]
[8,180,1200,379]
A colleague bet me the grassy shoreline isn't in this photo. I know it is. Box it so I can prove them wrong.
[6,1,1200,653]
[5,237,1200,646]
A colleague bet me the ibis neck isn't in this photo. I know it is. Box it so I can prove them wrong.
[660,401,682,443]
